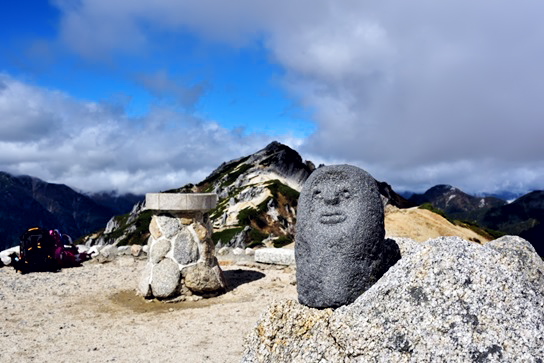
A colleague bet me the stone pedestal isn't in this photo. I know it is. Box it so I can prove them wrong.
[138,193,227,299]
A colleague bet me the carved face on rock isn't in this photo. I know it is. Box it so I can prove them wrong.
[297,165,384,245]
[295,164,386,308]
[310,171,358,227]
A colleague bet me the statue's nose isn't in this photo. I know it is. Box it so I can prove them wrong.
[323,192,339,205]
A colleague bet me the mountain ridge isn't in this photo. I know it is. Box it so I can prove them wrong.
[409,184,543,256]
[0,171,142,250]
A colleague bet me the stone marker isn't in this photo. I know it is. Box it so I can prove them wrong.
[295,164,400,308]
[138,193,227,299]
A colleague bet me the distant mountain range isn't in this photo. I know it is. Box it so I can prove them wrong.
[409,185,543,256]
[408,185,507,222]
[2,142,543,258]
[0,171,142,251]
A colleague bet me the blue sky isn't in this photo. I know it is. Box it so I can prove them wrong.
[1,0,544,195]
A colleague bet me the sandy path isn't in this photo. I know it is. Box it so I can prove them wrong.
[0,257,297,363]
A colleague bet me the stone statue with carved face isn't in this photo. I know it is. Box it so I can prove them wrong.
[295,164,392,308]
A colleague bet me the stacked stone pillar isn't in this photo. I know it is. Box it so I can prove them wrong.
[138,193,227,299]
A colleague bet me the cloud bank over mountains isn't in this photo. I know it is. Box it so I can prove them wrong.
[2,0,544,194]
[0,74,272,193]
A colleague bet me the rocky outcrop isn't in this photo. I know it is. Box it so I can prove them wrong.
[242,235,544,362]
[82,201,149,246]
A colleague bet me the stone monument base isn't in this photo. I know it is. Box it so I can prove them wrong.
[139,193,226,299]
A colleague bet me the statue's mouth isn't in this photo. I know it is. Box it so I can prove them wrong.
[319,212,346,225]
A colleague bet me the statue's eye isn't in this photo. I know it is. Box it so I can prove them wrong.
[313,190,322,199]
[343,190,351,199]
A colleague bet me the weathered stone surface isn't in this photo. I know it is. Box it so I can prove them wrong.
[149,216,162,239]
[131,244,142,257]
[242,300,338,362]
[389,236,419,256]
[156,214,180,239]
[117,246,131,255]
[245,248,255,256]
[232,247,245,255]
[295,164,399,308]
[142,244,149,254]
[146,193,217,211]
[193,221,208,240]
[138,262,154,297]
[150,238,171,264]
[217,246,230,256]
[243,236,544,362]
[151,258,180,299]
[255,248,295,266]
[0,246,19,265]
[98,245,118,262]
[183,262,226,293]
[172,229,199,265]
[199,237,216,265]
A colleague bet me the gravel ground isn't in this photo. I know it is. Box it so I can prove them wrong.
[0,256,297,363]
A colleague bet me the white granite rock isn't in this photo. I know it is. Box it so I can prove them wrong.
[232,247,245,255]
[99,245,118,260]
[254,248,295,266]
[117,246,131,255]
[138,262,153,298]
[0,246,19,265]
[131,244,142,257]
[151,257,180,299]
[217,246,230,256]
[155,214,180,239]
[245,248,255,256]
[150,238,171,264]
[76,244,89,253]
[88,245,103,256]
[183,261,226,293]
[243,236,544,362]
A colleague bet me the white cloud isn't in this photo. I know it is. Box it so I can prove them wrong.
[44,0,544,194]
[134,70,209,110]
[0,74,274,193]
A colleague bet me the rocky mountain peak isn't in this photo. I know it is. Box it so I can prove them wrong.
[88,141,411,249]
[194,141,314,196]
[425,184,460,197]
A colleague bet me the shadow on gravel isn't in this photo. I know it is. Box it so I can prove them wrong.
[108,269,266,314]
[223,269,266,290]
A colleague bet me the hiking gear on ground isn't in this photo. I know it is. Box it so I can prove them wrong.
[18,227,59,274]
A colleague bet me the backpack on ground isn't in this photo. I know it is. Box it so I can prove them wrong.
[18,227,60,274]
